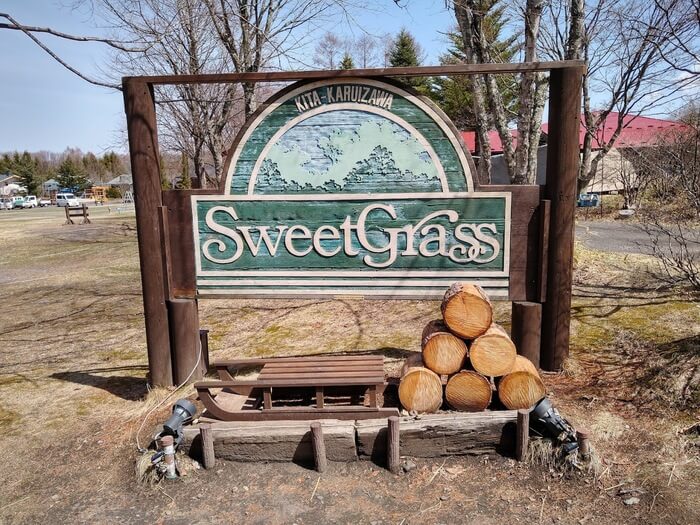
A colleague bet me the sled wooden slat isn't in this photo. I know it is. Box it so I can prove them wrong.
[196,355,395,421]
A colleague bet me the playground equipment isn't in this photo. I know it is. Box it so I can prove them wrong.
[83,186,108,204]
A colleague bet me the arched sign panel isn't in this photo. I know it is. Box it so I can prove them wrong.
[192,78,511,298]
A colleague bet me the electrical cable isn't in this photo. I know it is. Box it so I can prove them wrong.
[135,339,203,453]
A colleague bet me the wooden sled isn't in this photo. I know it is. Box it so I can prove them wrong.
[194,355,399,421]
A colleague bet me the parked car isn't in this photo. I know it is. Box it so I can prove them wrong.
[22,196,38,208]
[38,197,52,207]
[577,194,600,207]
[0,197,13,210]
[10,196,25,209]
[55,193,80,207]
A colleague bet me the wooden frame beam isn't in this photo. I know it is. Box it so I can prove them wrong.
[123,61,586,86]
[541,67,583,371]
[123,78,173,387]
[123,61,584,385]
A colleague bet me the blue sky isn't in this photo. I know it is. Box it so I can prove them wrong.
[0,1,458,154]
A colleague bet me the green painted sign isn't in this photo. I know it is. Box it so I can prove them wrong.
[193,79,511,298]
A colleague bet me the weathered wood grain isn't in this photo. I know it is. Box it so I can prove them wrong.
[541,67,583,370]
[182,419,358,464]
[126,61,587,85]
[485,185,542,301]
[511,301,542,368]
[167,298,203,384]
[356,411,518,461]
[162,189,211,298]
[515,410,530,461]
[199,423,215,469]
[311,422,328,472]
[123,78,172,387]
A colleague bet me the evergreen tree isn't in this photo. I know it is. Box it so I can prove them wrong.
[101,151,124,178]
[389,29,422,68]
[431,3,519,129]
[339,52,355,70]
[388,29,430,94]
[0,153,11,175]
[15,152,39,195]
[56,157,90,192]
[82,152,107,182]
[178,152,191,189]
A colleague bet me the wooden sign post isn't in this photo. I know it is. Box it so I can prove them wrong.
[123,62,584,387]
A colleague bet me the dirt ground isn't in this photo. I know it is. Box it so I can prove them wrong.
[0,206,698,524]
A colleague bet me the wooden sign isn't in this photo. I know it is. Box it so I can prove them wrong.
[193,78,512,298]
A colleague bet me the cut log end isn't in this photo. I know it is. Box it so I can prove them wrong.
[509,355,540,375]
[469,323,517,377]
[398,367,443,414]
[498,371,546,410]
[441,283,493,339]
[445,370,492,412]
[422,319,468,375]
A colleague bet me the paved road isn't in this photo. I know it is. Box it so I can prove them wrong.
[576,220,700,255]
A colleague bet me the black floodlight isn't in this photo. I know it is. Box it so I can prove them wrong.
[162,399,197,445]
[531,397,578,452]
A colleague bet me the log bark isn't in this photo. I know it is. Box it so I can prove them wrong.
[310,422,327,473]
[445,370,492,412]
[469,323,517,377]
[441,283,493,339]
[421,319,468,375]
[400,353,424,377]
[498,355,546,410]
[387,416,400,474]
[511,302,541,368]
[398,366,443,414]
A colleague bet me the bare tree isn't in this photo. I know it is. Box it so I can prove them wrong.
[90,0,242,186]
[0,11,127,89]
[353,33,379,68]
[638,213,700,290]
[313,32,344,69]
[203,0,355,118]
[380,32,394,67]
[2,1,358,185]
[640,0,700,77]
[452,0,548,184]
[540,0,700,192]
[452,2,495,182]
[513,0,547,184]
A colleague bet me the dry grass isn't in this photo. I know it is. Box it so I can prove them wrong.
[1,207,699,522]
[526,437,603,478]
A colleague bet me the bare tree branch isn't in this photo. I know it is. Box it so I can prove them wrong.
[0,12,120,89]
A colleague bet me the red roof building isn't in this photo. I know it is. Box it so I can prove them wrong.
[460,112,690,154]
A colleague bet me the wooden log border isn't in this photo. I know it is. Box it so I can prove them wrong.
[123,62,584,386]
[181,411,521,467]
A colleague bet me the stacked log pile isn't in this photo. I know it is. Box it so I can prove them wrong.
[398,282,546,414]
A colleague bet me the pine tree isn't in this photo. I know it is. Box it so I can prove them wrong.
[0,153,11,175]
[389,29,421,68]
[178,152,192,189]
[432,2,519,129]
[56,157,90,192]
[340,52,355,70]
[101,151,124,178]
[82,152,106,183]
[15,152,39,195]
[388,29,429,94]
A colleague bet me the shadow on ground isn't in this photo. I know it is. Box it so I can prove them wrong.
[52,366,149,401]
